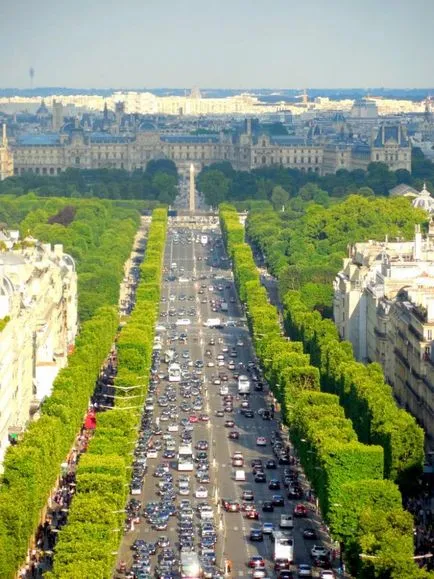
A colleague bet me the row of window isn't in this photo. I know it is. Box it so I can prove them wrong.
[254,156,320,165]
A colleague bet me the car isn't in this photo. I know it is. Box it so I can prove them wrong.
[256,437,267,446]
[215,410,224,417]
[277,571,293,579]
[245,508,259,520]
[311,545,329,559]
[248,556,265,568]
[196,440,209,450]
[226,501,240,512]
[250,527,263,541]
[272,495,285,507]
[262,501,274,512]
[287,487,303,500]
[303,527,318,540]
[224,420,235,428]
[195,486,208,499]
[262,522,274,535]
[189,415,199,423]
[254,472,266,483]
[294,504,308,517]
[200,414,210,422]
[268,479,280,490]
[229,430,239,440]
[243,409,254,418]
[232,457,244,467]
[313,555,331,569]
[298,564,313,577]
[319,572,335,579]
[266,459,277,469]
[274,559,290,571]
[242,490,254,501]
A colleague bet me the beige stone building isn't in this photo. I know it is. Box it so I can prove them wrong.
[333,224,434,448]
[0,233,77,466]
[0,124,14,180]
[10,122,411,178]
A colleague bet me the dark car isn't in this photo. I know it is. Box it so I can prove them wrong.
[313,555,331,569]
[274,558,291,571]
[229,430,239,440]
[287,486,303,500]
[303,528,318,540]
[243,409,254,418]
[250,527,263,542]
[254,472,266,483]
[262,501,274,512]
[266,459,277,469]
[269,479,281,490]
[277,571,294,579]
[272,495,285,507]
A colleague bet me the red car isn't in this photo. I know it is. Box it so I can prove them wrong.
[225,501,240,513]
[245,509,259,520]
[294,503,308,517]
[248,556,265,568]
[189,415,199,423]
[229,430,239,440]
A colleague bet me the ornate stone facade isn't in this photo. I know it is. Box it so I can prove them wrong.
[0,234,77,466]
[0,125,14,181]
[10,123,412,177]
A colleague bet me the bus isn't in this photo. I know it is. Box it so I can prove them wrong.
[168,362,181,382]
[273,530,294,563]
[178,443,194,472]
[238,375,250,395]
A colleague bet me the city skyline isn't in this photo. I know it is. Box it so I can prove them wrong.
[1,0,434,89]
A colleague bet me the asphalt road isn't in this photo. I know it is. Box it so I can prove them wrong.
[115,218,336,579]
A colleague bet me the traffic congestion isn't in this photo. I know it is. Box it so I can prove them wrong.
[115,219,338,579]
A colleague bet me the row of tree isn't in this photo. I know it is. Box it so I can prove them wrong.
[0,195,141,321]
[47,208,168,578]
[246,195,426,317]
[197,148,434,208]
[0,197,143,577]
[219,204,430,579]
[0,160,179,203]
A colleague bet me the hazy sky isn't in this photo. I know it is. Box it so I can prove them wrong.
[1,0,433,89]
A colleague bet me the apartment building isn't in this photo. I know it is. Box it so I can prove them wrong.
[0,232,77,465]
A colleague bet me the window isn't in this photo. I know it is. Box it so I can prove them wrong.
[376,153,379,161]
[427,330,432,341]
[262,155,266,164]
[75,156,80,164]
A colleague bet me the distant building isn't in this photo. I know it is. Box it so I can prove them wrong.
[350,98,378,119]
[333,225,434,448]
[9,122,411,177]
[0,233,77,466]
[0,124,13,180]
[51,99,64,132]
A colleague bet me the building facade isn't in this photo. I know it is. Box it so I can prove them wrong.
[333,224,434,448]
[0,232,77,466]
[10,122,412,177]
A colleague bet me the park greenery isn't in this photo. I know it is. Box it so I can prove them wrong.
[0,159,179,204]
[219,204,431,579]
[0,196,145,577]
[197,147,434,208]
[48,208,167,578]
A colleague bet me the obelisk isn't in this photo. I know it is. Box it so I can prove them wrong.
[189,163,196,213]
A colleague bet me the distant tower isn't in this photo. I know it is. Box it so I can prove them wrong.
[189,164,196,213]
[115,101,125,132]
[29,67,35,89]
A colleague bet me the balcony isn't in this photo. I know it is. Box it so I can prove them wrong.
[408,324,424,342]
[412,305,427,323]
[374,327,387,339]
[394,347,410,369]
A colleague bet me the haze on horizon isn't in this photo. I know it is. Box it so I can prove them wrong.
[1,0,433,90]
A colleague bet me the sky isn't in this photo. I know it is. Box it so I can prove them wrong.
[1,0,433,89]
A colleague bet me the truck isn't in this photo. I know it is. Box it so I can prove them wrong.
[200,234,208,246]
[178,443,194,471]
[180,551,201,578]
[220,302,228,312]
[238,374,251,395]
[273,530,294,563]
[204,318,222,328]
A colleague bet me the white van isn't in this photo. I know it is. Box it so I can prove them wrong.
[280,514,294,529]
[234,470,246,482]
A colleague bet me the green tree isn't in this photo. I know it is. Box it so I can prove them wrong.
[197,169,229,206]
[271,185,290,210]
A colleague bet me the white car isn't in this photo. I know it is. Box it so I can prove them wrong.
[262,522,273,535]
[195,486,208,499]
[252,570,267,579]
[256,437,267,446]
[311,545,329,558]
[147,448,158,459]
[319,572,335,579]
[207,361,215,367]
[298,564,313,577]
